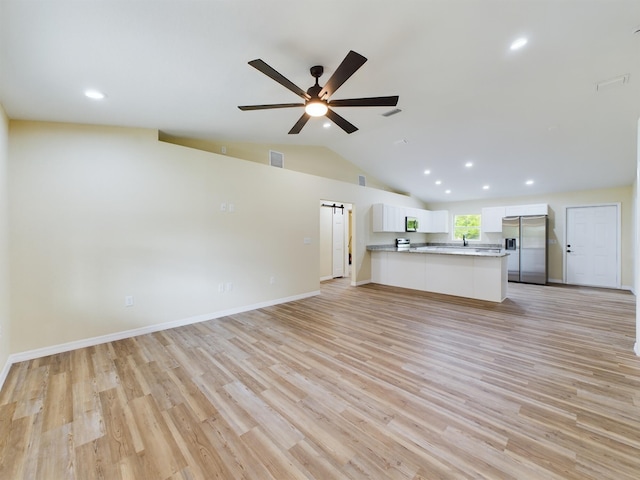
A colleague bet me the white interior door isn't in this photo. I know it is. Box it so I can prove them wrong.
[332,207,345,278]
[566,205,618,288]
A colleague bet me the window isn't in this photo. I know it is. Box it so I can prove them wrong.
[453,214,481,241]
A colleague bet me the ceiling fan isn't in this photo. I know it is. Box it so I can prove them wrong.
[238,50,399,134]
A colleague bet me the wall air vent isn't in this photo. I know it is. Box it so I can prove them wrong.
[269,150,284,168]
[358,175,366,187]
[382,108,402,117]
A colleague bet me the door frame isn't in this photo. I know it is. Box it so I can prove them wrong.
[563,202,621,288]
[319,200,353,282]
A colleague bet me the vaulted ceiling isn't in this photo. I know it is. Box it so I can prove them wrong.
[1,0,639,202]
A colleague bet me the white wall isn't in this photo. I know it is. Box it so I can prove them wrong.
[0,104,10,383]
[7,121,427,356]
[635,118,639,355]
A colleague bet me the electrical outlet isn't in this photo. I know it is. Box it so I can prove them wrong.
[220,202,227,212]
[228,203,235,213]
[125,296,134,307]
[218,283,225,293]
[270,276,276,285]
[225,282,233,293]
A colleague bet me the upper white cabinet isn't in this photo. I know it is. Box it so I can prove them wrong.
[483,203,548,233]
[372,204,449,233]
[482,206,506,233]
[504,203,548,216]
[428,210,450,233]
[372,203,406,232]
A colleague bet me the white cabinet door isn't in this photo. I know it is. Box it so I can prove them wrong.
[523,203,548,215]
[482,206,506,233]
[505,203,548,217]
[372,203,408,232]
[429,210,449,233]
[505,205,525,216]
[416,209,432,233]
[372,203,385,232]
[389,205,407,232]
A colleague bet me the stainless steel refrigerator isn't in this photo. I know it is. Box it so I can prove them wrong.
[502,215,548,284]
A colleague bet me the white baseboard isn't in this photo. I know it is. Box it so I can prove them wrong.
[635,342,640,356]
[1,290,320,389]
[353,278,371,286]
[319,275,333,282]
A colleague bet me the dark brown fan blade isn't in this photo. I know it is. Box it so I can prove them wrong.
[288,113,311,134]
[238,103,304,111]
[248,59,310,100]
[325,108,358,134]
[319,51,367,100]
[328,96,399,107]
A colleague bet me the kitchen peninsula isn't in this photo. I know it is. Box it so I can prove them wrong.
[368,244,509,302]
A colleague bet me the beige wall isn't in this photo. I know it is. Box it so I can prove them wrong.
[8,121,427,354]
[0,105,9,374]
[426,186,635,288]
[159,134,394,192]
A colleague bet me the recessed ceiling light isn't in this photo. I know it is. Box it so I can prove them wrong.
[526,180,534,185]
[424,169,431,175]
[510,37,528,51]
[323,122,331,129]
[435,180,442,185]
[465,161,473,168]
[482,185,490,190]
[445,189,451,194]
[84,89,106,100]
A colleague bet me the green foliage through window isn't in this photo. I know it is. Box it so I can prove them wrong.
[453,214,481,241]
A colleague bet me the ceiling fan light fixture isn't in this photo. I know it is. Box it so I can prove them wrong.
[305,100,328,117]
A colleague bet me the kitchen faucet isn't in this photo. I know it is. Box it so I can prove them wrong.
[463,234,468,247]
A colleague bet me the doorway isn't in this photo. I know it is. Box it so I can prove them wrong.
[565,204,620,288]
[319,201,352,281]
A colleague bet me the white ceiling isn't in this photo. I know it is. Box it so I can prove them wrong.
[1,0,639,203]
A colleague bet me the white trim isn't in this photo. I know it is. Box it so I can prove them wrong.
[353,279,371,286]
[563,203,621,288]
[320,275,333,282]
[2,291,320,376]
[0,358,12,392]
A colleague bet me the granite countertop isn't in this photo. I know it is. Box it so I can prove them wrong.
[367,243,508,257]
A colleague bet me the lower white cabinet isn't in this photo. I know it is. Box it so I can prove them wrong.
[371,251,508,302]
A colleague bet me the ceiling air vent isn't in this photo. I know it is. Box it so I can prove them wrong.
[596,74,629,92]
[358,175,366,187]
[269,150,284,168]
[382,108,402,117]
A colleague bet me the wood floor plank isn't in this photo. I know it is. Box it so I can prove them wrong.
[0,279,639,478]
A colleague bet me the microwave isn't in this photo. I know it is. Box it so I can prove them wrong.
[405,216,418,232]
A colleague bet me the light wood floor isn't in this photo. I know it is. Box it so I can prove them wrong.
[0,279,638,479]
